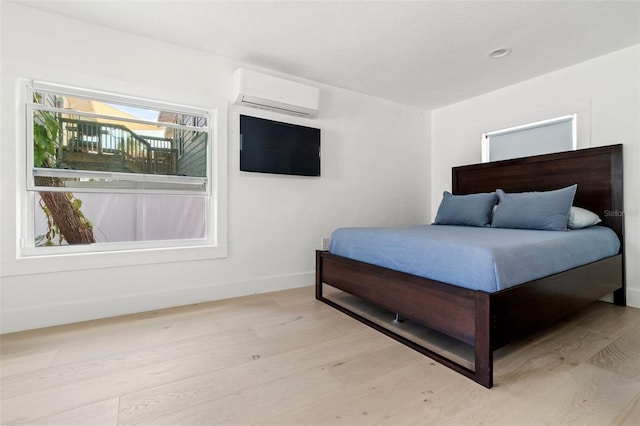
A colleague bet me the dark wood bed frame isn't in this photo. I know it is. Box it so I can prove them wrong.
[316,144,625,388]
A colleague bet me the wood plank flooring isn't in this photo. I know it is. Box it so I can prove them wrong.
[1,285,639,425]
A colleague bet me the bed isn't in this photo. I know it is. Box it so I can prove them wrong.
[315,144,625,388]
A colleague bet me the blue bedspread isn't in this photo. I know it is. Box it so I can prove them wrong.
[328,225,620,293]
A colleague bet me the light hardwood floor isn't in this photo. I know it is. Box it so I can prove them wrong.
[1,285,639,425]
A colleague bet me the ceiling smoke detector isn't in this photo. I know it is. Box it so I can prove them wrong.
[488,47,512,59]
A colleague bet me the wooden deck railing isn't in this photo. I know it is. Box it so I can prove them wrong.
[56,117,176,175]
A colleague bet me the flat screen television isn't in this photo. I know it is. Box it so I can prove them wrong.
[240,115,321,177]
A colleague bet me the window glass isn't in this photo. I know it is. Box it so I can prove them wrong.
[33,192,206,246]
[25,82,212,251]
[31,89,208,183]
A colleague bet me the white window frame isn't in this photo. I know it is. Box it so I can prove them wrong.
[9,79,228,276]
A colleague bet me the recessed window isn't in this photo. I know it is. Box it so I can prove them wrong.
[23,81,221,256]
[482,115,577,162]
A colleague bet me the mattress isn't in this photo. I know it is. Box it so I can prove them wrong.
[328,225,620,293]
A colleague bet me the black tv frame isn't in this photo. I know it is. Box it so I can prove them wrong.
[239,115,321,177]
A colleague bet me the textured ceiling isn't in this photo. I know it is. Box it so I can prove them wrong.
[14,0,640,110]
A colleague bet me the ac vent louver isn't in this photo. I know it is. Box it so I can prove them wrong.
[233,68,320,117]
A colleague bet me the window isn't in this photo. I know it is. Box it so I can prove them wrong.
[482,115,576,162]
[22,81,224,258]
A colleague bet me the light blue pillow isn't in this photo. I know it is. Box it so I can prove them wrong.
[434,191,498,227]
[568,206,601,229]
[491,184,577,231]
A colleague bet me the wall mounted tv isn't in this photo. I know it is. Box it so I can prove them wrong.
[240,115,321,177]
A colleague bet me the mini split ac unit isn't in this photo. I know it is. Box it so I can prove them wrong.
[233,68,320,117]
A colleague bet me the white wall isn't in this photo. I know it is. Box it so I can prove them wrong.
[0,3,431,332]
[431,45,640,308]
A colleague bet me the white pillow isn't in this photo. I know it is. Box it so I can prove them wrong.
[568,206,601,229]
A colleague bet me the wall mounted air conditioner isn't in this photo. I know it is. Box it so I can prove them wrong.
[233,68,320,117]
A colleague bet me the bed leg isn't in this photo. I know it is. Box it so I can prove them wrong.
[475,292,493,388]
[393,314,405,323]
[613,287,626,306]
[315,250,323,300]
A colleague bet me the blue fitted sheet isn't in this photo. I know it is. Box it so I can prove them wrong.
[328,225,620,293]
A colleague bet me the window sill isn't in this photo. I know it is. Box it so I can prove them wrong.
[2,244,228,277]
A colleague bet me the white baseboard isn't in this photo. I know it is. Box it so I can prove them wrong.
[4,274,637,334]
[0,272,314,334]
[626,288,640,309]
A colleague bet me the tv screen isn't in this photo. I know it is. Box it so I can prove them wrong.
[240,115,321,177]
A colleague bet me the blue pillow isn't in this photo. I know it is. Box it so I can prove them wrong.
[491,185,577,231]
[434,191,498,227]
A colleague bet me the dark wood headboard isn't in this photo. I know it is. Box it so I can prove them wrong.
[451,144,624,244]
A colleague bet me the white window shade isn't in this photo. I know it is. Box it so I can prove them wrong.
[484,116,576,162]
